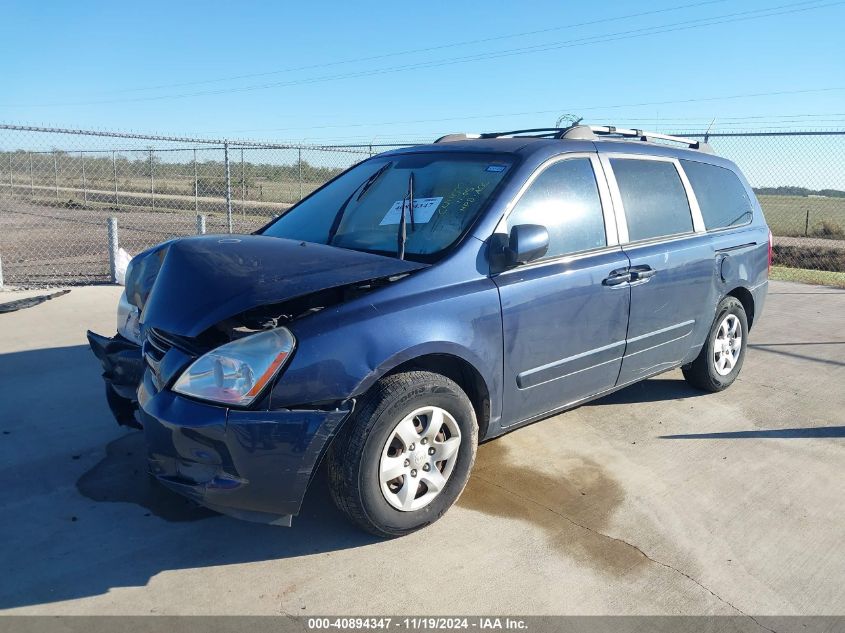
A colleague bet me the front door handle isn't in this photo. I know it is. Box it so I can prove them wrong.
[630,265,657,280]
[603,269,633,286]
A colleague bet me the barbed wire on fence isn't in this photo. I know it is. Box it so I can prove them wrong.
[0,123,842,289]
[0,123,418,152]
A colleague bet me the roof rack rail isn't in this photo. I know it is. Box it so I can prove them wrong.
[434,124,714,153]
[576,125,713,152]
[478,128,569,139]
[434,129,565,142]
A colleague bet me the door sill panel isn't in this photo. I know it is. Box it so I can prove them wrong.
[498,361,686,432]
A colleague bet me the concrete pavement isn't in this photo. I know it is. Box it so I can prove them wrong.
[0,282,843,616]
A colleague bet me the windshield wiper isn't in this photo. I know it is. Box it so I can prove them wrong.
[397,171,415,260]
[357,161,392,202]
[327,162,392,244]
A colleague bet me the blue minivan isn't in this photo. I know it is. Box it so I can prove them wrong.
[88,125,770,537]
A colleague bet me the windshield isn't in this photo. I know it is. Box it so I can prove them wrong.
[260,152,515,261]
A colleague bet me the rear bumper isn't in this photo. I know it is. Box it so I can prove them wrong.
[137,370,353,523]
[751,279,769,326]
[87,331,144,428]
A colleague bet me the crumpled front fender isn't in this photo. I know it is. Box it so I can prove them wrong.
[87,330,144,429]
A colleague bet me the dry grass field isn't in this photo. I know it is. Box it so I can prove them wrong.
[758,194,845,237]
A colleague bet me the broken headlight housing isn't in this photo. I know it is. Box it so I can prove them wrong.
[173,328,295,406]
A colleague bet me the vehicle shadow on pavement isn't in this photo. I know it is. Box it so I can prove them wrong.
[74,429,366,530]
[591,378,706,405]
[748,342,845,367]
[3,440,378,609]
[659,426,845,439]
[0,344,380,611]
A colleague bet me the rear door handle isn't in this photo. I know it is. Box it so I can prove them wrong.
[603,269,633,286]
[630,265,657,280]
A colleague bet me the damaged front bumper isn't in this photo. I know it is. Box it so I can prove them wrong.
[88,330,354,524]
[138,371,353,524]
[87,330,144,429]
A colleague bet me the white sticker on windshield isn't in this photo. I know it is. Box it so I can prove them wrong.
[379,196,443,225]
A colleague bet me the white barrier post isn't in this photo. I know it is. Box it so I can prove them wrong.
[107,217,119,284]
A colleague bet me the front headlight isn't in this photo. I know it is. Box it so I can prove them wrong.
[173,328,295,406]
[117,290,142,345]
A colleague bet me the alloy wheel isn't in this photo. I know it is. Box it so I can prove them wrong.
[714,313,742,376]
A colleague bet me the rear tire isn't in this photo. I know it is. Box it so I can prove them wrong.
[327,371,478,538]
[683,296,748,392]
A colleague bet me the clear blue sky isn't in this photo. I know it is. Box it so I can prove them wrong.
[1,0,844,143]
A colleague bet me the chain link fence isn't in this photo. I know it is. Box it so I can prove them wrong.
[681,130,845,278]
[0,124,842,288]
[0,125,414,287]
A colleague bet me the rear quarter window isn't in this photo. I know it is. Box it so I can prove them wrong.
[680,159,753,230]
[610,158,693,241]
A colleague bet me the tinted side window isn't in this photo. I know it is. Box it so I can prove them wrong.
[610,159,693,241]
[680,159,753,230]
[508,158,606,259]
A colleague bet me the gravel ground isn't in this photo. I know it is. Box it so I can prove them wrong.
[0,197,282,287]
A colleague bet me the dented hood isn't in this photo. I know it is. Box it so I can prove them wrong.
[139,235,426,338]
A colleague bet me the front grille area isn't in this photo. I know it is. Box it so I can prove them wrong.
[145,328,173,357]
[143,329,172,388]
[143,328,200,391]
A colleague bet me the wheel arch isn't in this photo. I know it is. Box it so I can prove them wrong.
[386,354,492,442]
[726,285,755,329]
[352,345,494,442]
[308,349,493,519]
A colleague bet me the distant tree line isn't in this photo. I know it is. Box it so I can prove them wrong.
[753,186,845,198]
[0,149,346,183]
[3,149,843,199]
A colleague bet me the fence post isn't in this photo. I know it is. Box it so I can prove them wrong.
[28,152,34,199]
[8,154,12,197]
[241,148,245,217]
[804,208,810,237]
[193,148,198,215]
[112,150,119,209]
[81,153,87,204]
[0,254,3,290]
[107,217,119,284]
[224,141,233,233]
[196,214,206,235]
[298,147,303,200]
[53,151,59,201]
[149,149,155,212]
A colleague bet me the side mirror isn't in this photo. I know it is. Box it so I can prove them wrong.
[488,224,550,272]
[506,224,549,266]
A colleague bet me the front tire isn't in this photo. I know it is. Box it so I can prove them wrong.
[327,371,478,538]
[683,296,748,392]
